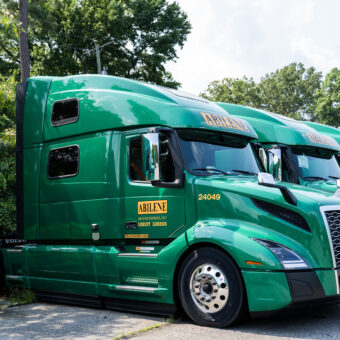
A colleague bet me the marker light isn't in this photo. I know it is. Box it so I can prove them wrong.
[255,239,310,270]
[245,261,263,266]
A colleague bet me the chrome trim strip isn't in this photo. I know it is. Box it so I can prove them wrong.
[118,253,157,258]
[320,205,340,295]
[6,275,22,280]
[5,249,23,253]
[168,224,185,238]
[114,285,156,292]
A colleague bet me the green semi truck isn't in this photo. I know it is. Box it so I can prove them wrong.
[1,75,340,328]
[217,103,340,194]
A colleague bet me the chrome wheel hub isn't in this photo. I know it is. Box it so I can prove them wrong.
[190,263,229,313]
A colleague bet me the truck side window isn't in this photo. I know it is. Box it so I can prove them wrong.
[48,145,79,179]
[51,98,79,126]
[129,135,175,182]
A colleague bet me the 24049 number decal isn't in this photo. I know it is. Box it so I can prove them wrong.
[198,194,221,200]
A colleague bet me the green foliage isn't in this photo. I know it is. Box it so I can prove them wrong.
[314,68,340,126]
[8,288,36,306]
[258,63,322,119]
[0,2,22,78]
[0,75,16,238]
[0,74,16,124]
[0,0,191,88]
[0,128,16,238]
[202,63,322,120]
[201,76,261,108]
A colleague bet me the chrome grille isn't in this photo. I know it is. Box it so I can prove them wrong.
[325,210,340,267]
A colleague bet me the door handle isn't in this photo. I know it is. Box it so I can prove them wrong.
[125,221,137,229]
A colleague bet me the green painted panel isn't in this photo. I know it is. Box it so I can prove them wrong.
[70,199,120,240]
[315,269,338,296]
[23,147,41,240]
[94,246,119,285]
[40,202,70,239]
[24,78,52,146]
[242,270,291,312]
[29,277,96,296]
[27,245,97,295]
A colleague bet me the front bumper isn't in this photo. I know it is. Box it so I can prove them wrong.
[242,268,339,313]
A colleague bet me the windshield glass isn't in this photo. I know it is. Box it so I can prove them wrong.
[177,129,260,176]
[291,147,340,181]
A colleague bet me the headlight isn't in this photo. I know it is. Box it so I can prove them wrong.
[254,239,310,270]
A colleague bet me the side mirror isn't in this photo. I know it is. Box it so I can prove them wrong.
[142,128,184,188]
[268,148,282,181]
[258,148,268,172]
[142,133,160,181]
[258,172,275,185]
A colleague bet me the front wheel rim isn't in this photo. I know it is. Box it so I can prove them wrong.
[189,263,229,314]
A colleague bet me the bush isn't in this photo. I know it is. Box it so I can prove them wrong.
[0,128,16,237]
[0,76,17,238]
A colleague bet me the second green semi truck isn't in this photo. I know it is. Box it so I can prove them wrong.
[217,103,340,194]
[1,75,340,328]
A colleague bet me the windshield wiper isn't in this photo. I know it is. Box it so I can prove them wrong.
[303,176,328,181]
[232,169,257,176]
[329,176,340,180]
[193,168,230,175]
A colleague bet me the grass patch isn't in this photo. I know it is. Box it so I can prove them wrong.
[8,288,36,307]
[113,316,174,339]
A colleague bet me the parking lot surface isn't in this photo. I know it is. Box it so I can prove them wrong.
[0,300,340,340]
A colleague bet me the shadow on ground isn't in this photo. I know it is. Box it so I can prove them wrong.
[129,303,340,340]
[1,300,340,340]
[0,302,166,340]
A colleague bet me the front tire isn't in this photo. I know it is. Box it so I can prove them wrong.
[178,247,246,327]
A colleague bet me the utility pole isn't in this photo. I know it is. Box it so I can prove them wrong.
[19,0,30,82]
[94,40,115,74]
[94,41,102,74]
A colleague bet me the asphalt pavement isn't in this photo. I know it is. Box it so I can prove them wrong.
[0,299,339,340]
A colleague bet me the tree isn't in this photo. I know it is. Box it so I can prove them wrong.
[0,3,20,77]
[0,75,16,236]
[200,76,261,108]
[0,0,191,88]
[258,63,322,119]
[314,68,340,127]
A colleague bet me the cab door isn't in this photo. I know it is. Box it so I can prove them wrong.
[121,130,186,241]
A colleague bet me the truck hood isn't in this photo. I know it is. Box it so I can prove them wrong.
[301,179,337,194]
[193,175,340,268]
[194,175,339,207]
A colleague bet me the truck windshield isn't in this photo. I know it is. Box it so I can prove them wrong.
[291,147,340,181]
[177,129,260,176]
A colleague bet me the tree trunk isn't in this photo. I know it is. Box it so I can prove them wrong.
[19,0,30,82]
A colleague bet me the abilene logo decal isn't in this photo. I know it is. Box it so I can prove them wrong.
[138,200,168,215]
[306,133,338,147]
[201,112,249,132]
